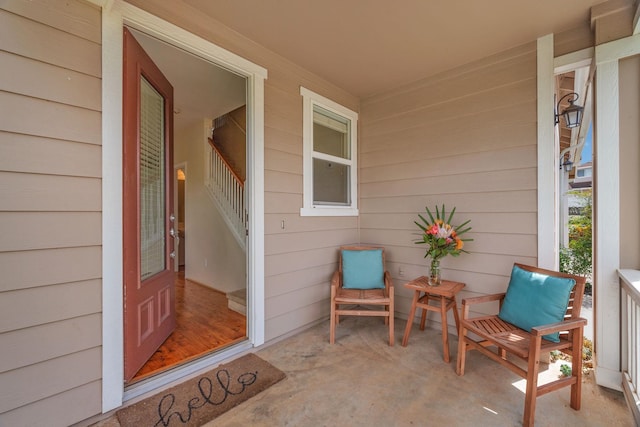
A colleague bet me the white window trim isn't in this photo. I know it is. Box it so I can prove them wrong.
[300,87,358,216]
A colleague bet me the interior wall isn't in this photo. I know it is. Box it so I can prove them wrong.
[174,121,246,293]
[359,42,539,326]
[619,54,640,269]
[213,105,247,181]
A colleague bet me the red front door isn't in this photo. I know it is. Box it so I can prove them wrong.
[123,28,176,382]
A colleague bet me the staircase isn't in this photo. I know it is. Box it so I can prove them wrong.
[205,138,246,250]
[205,108,247,250]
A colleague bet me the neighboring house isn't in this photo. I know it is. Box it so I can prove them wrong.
[571,161,594,190]
[1,0,639,425]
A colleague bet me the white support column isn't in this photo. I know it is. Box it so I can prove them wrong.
[594,57,622,390]
[537,34,557,270]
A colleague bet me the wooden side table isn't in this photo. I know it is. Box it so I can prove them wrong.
[401,276,465,362]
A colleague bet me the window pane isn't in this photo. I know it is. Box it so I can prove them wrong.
[140,76,166,281]
[313,105,350,159]
[313,158,350,205]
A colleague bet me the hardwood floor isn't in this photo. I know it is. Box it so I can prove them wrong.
[131,270,247,383]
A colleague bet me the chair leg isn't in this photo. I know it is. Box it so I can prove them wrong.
[451,299,461,334]
[330,303,336,344]
[571,329,584,410]
[388,302,394,346]
[523,335,542,427]
[456,325,467,376]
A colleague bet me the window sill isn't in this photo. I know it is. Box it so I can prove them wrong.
[300,206,359,217]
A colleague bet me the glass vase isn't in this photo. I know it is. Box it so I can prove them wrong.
[428,259,442,286]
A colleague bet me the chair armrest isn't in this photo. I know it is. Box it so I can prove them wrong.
[384,271,393,287]
[330,270,340,289]
[461,293,506,306]
[384,271,394,295]
[531,317,587,337]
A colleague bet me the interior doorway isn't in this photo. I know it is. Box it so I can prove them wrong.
[125,27,249,384]
[175,164,186,271]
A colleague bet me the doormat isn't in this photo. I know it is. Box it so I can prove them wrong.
[116,353,285,427]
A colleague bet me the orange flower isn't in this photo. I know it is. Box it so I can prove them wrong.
[455,238,464,250]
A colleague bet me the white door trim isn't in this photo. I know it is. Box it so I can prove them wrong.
[101,1,266,412]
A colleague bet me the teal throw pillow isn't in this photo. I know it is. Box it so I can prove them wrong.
[498,265,576,343]
[342,249,385,290]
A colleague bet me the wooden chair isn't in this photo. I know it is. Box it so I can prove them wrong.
[456,263,587,427]
[330,245,394,346]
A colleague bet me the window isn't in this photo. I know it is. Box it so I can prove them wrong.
[577,167,592,178]
[300,87,358,216]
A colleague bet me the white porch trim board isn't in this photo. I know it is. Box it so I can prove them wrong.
[536,34,557,271]
[593,32,640,391]
[100,0,266,412]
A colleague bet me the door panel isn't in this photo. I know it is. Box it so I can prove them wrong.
[123,27,176,382]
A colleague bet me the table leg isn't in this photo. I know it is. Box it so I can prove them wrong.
[402,290,420,347]
[419,294,429,330]
[440,296,450,362]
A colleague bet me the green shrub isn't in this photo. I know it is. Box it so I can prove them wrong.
[560,190,592,294]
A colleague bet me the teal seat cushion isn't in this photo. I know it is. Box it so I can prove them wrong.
[342,249,385,289]
[498,265,576,343]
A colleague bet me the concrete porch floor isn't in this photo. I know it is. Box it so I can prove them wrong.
[98,316,633,426]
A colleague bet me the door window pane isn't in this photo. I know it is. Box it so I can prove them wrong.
[140,76,166,281]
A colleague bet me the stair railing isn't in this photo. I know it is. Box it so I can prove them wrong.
[206,138,246,249]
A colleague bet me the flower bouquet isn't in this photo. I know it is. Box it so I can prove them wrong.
[415,204,472,285]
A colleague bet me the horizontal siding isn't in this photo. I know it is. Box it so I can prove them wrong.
[1,0,101,43]
[0,381,101,427]
[360,42,539,324]
[361,145,536,183]
[0,1,102,424]
[265,246,344,278]
[0,212,101,251]
[0,314,102,373]
[264,263,336,298]
[0,8,101,77]
[265,299,328,340]
[0,248,101,292]
[0,50,101,111]
[265,213,357,234]
[361,212,537,234]
[0,172,101,211]
[361,106,536,167]
[0,131,101,177]
[0,280,101,332]
[0,347,101,413]
[0,91,101,145]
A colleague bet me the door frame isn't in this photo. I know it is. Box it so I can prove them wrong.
[101,1,267,412]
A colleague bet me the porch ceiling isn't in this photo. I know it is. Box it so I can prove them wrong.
[183,0,601,97]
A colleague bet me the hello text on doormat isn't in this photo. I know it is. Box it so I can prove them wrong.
[117,353,286,427]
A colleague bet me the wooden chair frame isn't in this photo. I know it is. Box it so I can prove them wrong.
[456,263,587,427]
[330,245,395,346]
